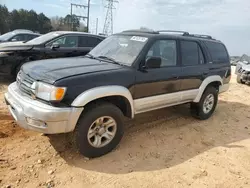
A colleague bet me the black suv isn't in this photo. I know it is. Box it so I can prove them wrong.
[5,30,231,158]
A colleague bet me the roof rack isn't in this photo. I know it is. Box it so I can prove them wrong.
[157,30,190,35]
[122,29,159,34]
[158,30,215,40]
[184,33,214,40]
[122,29,216,40]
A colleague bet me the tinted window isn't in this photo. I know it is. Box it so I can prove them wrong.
[11,34,26,41]
[205,41,229,63]
[26,34,38,41]
[146,40,177,67]
[181,41,199,66]
[79,36,102,47]
[48,35,78,47]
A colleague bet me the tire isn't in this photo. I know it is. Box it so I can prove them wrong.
[190,86,218,120]
[14,62,25,76]
[74,102,124,158]
[236,74,245,84]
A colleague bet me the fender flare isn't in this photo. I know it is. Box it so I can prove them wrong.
[193,75,223,103]
[71,85,135,118]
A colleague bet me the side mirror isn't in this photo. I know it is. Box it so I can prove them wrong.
[51,43,60,49]
[144,57,162,69]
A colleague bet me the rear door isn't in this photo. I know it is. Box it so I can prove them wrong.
[203,41,231,84]
[179,40,208,94]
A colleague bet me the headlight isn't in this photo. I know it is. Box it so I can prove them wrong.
[32,82,67,101]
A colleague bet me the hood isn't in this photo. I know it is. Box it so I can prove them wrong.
[0,41,33,52]
[242,64,250,72]
[22,57,124,84]
[0,41,25,47]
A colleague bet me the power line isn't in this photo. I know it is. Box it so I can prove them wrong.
[70,2,90,32]
[103,0,118,36]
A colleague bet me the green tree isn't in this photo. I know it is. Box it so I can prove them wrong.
[0,5,10,34]
[37,13,52,33]
[64,14,80,31]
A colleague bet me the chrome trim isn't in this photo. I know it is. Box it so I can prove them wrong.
[5,82,83,134]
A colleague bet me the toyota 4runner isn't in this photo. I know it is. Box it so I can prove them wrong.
[5,30,231,158]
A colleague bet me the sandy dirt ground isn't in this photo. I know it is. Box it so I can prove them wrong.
[1,67,250,188]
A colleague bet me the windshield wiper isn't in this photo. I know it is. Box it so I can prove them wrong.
[97,55,123,65]
[85,53,96,59]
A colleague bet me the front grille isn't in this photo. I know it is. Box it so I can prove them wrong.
[16,71,36,97]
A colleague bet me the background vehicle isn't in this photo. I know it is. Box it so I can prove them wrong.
[5,29,231,158]
[235,60,250,84]
[0,31,105,77]
[0,29,40,43]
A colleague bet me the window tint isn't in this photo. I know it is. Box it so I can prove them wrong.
[205,41,229,63]
[146,40,177,67]
[11,34,26,41]
[181,41,199,66]
[47,36,78,47]
[26,34,38,41]
[79,36,102,47]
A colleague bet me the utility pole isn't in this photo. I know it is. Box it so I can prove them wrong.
[70,2,90,32]
[87,0,90,33]
[103,0,118,36]
[96,18,98,34]
[70,4,73,31]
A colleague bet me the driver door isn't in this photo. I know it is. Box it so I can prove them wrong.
[134,39,182,114]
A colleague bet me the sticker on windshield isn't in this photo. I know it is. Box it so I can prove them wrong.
[130,36,148,42]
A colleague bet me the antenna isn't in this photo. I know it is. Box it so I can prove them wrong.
[103,0,118,36]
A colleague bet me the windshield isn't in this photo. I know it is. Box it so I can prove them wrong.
[26,32,61,45]
[0,32,14,41]
[89,35,148,65]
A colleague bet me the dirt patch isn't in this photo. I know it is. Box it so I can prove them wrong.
[1,67,250,188]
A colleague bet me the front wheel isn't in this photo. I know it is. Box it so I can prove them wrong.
[74,102,124,158]
[190,86,218,120]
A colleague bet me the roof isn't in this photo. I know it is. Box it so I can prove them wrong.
[119,29,220,42]
[12,29,41,35]
[50,31,106,38]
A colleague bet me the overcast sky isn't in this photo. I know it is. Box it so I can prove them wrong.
[1,0,250,56]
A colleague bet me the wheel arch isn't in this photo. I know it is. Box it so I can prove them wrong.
[193,75,222,103]
[71,86,135,118]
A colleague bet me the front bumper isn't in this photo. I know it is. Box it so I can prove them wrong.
[5,82,83,134]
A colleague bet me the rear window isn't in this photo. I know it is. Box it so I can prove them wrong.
[205,41,229,63]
